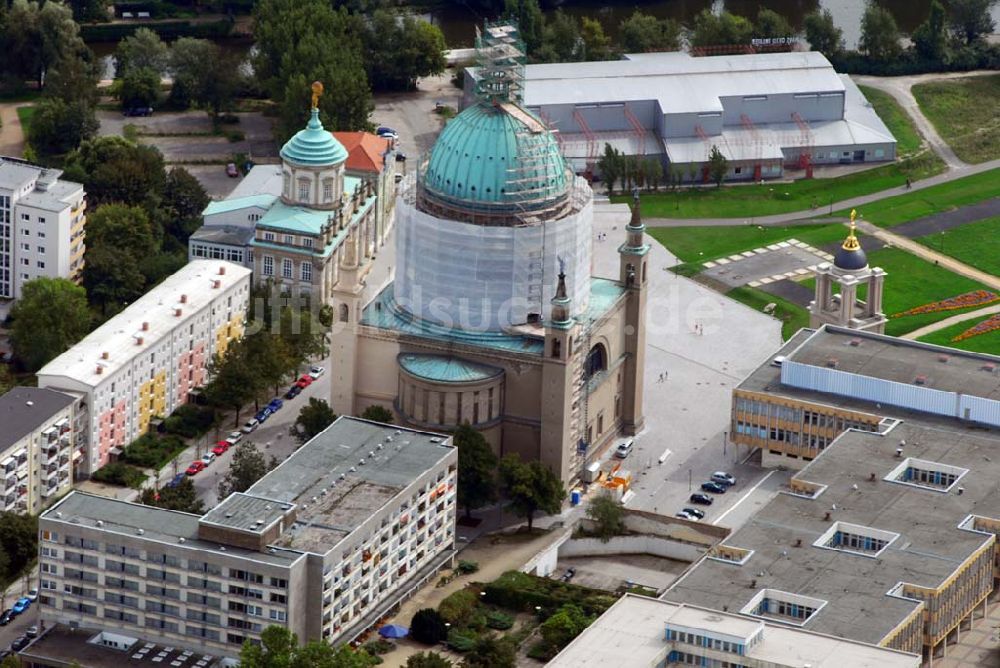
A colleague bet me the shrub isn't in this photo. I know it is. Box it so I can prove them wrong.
[91,462,147,489]
[439,589,478,625]
[483,571,615,616]
[456,560,479,574]
[225,129,245,143]
[362,638,394,655]
[446,627,477,653]
[526,640,556,661]
[162,403,214,438]
[410,608,448,645]
[122,433,187,469]
[485,609,514,630]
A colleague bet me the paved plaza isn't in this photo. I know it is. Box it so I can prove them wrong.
[700,238,834,289]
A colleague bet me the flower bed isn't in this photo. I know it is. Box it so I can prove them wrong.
[952,314,1000,342]
[893,290,1000,317]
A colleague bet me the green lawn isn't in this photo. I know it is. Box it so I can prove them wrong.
[912,74,1000,164]
[915,216,1000,277]
[614,152,944,219]
[648,222,848,264]
[839,168,1000,228]
[858,85,923,156]
[917,314,1000,355]
[16,105,34,131]
[726,286,810,340]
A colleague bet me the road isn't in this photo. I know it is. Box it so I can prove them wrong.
[0,580,39,655]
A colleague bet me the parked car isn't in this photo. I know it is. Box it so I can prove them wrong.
[255,407,272,423]
[242,418,260,434]
[123,106,153,117]
[701,481,727,494]
[166,472,187,488]
[614,439,634,459]
[296,374,314,388]
[309,365,325,379]
[225,431,243,446]
[11,598,30,614]
[675,512,695,520]
[0,610,13,626]
[26,588,37,602]
[212,442,229,457]
[689,493,714,506]
[25,625,38,638]
[226,162,239,178]
[267,398,284,412]
[376,126,398,139]
[10,636,28,652]
[711,471,737,486]
[284,385,302,400]
[559,567,576,582]
[201,452,217,466]
[682,507,706,520]
[395,152,407,162]
[185,461,206,476]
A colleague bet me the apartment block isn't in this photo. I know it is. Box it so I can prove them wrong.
[0,157,86,315]
[36,260,251,475]
[37,417,457,656]
[0,387,77,515]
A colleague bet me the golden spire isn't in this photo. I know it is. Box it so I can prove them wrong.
[311,81,324,110]
[842,209,861,251]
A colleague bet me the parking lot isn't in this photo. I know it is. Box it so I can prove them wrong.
[0,589,40,657]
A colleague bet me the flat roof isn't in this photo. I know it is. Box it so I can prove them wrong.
[0,387,74,452]
[37,260,252,386]
[233,417,454,554]
[18,624,230,667]
[549,595,920,667]
[227,164,282,199]
[41,492,302,566]
[189,226,255,247]
[203,194,277,217]
[666,419,1000,646]
[0,159,39,190]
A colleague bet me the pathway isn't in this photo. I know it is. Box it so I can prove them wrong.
[901,303,1000,340]
[0,103,26,157]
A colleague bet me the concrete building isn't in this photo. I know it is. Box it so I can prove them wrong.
[189,93,383,300]
[0,387,77,515]
[36,260,251,475]
[331,23,647,484]
[465,50,896,181]
[667,417,1000,665]
[36,417,457,656]
[729,324,1000,469]
[19,627,234,668]
[0,157,86,317]
[549,594,921,667]
[809,212,887,333]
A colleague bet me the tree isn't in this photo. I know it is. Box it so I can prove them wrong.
[586,493,624,542]
[168,38,242,117]
[82,204,158,313]
[462,635,516,668]
[68,0,108,22]
[644,158,663,192]
[804,9,844,57]
[0,512,38,587]
[119,66,161,110]
[239,625,377,667]
[535,10,580,63]
[859,4,902,61]
[140,479,206,514]
[10,278,91,372]
[707,145,728,187]
[498,454,565,530]
[540,604,591,651]
[755,8,793,39]
[948,0,996,44]
[162,167,209,245]
[504,0,544,54]
[0,366,14,397]
[689,10,754,48]
[363,11,446,91]
[410,608,448,645]
[913,0,949,61]
[26,97,99,156]
[63,135,167,211]
[580,17,613,60]
[359,405,394,424]
[293,398,337,443]
[407,652,453,668]
[205,343,256,426]
[0,653,21,668]
[218,441,276,499]
[115,27,169,77]
[596,143,623,195]
[5,0,88,89]
[619,11,681,53]
[45,53,100,107]
[453,424,498,519]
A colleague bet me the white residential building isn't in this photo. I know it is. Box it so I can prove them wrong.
[0,157,86,316]
[0,387,77,515]
[36,260,252,475]
[37,417,458,656]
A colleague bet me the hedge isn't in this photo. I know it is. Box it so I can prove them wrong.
[121,433,187,469]
[829,44,1000,76]
[439,589,479,625]
[482,571,616,616]
[91,462,147,489]
[162,404,215,438]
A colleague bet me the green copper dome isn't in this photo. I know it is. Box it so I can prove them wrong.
[424,103,569,208]
[280,109,348,167]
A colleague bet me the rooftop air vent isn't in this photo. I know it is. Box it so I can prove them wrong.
[180,294,188,304]
[137,529,144,535]
[849,338,861,347]
[96,520,103,527]
[178,537,185,543]
[141,322,149,331]
[359,459,366,466]
[219,546,226,551]
[938,354,950,363]
[825,357,838,368]
[25,400,33,407]
[914,375,927,385]
[349,466,357,472]
[982,363,996,372]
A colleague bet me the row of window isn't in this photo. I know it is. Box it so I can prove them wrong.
[261,231,316,248]
[261,256,313,281]
[666,628,748,655]
[191,245,244,263]
[754,597,816,621]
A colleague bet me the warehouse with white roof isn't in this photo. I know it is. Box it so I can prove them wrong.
[464,50,896,181]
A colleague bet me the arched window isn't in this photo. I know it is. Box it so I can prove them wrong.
[298,179,310,202]
[339,304,349,323]
[585,344,607,378]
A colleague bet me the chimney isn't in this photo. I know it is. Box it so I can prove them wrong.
[218,266,226,275]
[212,280,221,289]
[174,308,183,317]
[180,294,188,304]
[101,351,109,360]
[141,322,149,331]
[95,366,103,375]
[135,336,144,346]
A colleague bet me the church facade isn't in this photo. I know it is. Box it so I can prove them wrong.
[328,24,647,483]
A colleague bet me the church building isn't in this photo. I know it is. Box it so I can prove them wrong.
[329,24,647,483]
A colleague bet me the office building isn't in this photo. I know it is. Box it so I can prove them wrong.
[37,417,457,656]
[36,260,251,475]
[0,157,86,317]
[549,594,920,667]
[0,387,77,514]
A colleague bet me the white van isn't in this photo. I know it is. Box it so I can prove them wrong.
[614,439,634,459]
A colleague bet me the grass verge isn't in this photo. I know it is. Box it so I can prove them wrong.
[613,153,944,219]
[914,215,1000,277]
[917,314,1000,354]
[912,74,1000,164]
[726,286,810,340]
[648,222,847,265]
[16,105,35,131]
[858,84,923,156]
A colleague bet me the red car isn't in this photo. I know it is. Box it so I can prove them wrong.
[212,441,230,456]
[185,461,206,476]
[295,374,313,389]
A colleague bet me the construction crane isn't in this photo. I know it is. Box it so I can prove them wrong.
[791,111,814,178]
[623,104,645,156]
[740,113,763,181]
[538,110,564,152]
[572,109,599,177]
[694,124,711,183]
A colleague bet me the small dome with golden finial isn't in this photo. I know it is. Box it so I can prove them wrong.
[834,209,868,271]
